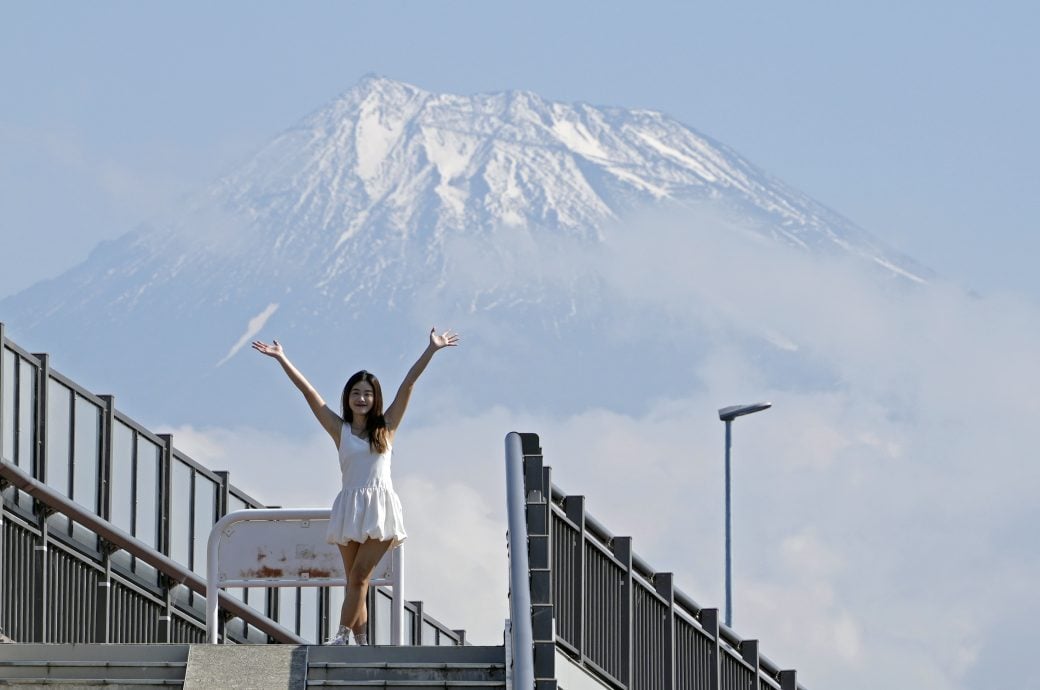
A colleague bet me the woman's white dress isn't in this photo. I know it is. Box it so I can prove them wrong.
[325,425,407,547]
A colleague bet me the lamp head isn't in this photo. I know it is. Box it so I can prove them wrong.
[718,402,772,422]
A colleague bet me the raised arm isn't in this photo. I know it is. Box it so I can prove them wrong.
[252,340,343,447]
[384,328,460,433]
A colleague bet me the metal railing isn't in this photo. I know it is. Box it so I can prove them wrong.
[517,432,807,690]
[0,322,467,646]
[504,432,536,690]
[0,458,305,643]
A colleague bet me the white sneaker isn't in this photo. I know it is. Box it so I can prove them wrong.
[325,626,351,646]
[353,631,369,645]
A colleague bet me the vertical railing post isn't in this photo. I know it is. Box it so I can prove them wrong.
[95,545,112,643]
[411,600,424,644]
[158,434,174,642]
[32,519,48,642]
[158,575,173,643]
[654,573,676,690]
[779,670,797,690]
[96,394,112,522]
[741,640,761,690]
[0,487,5,639]
[158,434,173,559]
[95,395,115,644]
[32,353,48,642]
[32,354,47,488]
[214,471,230,519]
[701,608,721,690]
[0,321,6,456]
[391,547,404,645]
[562,495,585,656]
[0,323,8,635]
[98,396,115,522]
[612,536,633,690]
[213,470,230,642]
[0,490,5,638]
[212,470,228,641]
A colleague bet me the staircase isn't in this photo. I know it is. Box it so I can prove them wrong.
[0,644,190,688]
[0,645,507,690]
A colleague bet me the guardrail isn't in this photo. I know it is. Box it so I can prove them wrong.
[0,459,305,643]
[518,433,807,690]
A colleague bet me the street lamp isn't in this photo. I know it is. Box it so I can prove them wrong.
[718,401,771,629]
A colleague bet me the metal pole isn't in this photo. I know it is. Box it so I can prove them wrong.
[724,419,733,629]
[504,432,535,690]
[392,546,403,645]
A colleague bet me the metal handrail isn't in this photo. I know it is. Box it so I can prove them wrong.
[504,432,534,690]
[549,481,805,689]
[0,459,306,644]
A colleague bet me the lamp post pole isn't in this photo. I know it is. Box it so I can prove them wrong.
[718,402,772,629]
[724,417,733,629]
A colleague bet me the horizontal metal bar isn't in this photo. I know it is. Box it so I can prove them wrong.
[0,661,186,668]
[45,369,107,408]
[631,575,671,608]
[314,663,505,670]
[2,680,182,687]
[583,536,628,570]
[111,410,169,448]
[220,578,348,588]
[306,683,506,688]
[1,341,41,365]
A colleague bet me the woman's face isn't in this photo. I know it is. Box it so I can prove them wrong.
[348,381,376,417]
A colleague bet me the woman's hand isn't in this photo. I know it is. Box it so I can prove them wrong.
[251,339,285,359]
[386,327,461,431]
[429,328,460,351]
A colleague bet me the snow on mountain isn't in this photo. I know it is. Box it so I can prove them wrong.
[0,76,928,427]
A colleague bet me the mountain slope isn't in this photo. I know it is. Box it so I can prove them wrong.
[0,76,927,426]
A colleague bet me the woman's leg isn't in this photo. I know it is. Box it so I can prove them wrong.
[335,542,361,627]
[342,538,394,635]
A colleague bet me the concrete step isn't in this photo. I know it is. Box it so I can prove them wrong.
[306,646,505,689]
[0,645,507,690]
[307,663,506,684]
[0,645,189,688]
[306,648,503,665]
[183,645,306,690]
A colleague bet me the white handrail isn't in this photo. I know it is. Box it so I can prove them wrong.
[504,432,535,690]
[206,508,403,644]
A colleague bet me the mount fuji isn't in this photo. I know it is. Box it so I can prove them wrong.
[0,76,927,428]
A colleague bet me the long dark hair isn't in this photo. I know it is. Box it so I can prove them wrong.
[341,370,389,453]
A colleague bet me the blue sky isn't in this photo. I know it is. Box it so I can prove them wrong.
[2,1,1038,302]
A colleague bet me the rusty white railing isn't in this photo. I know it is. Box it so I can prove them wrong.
[206,508,403,644]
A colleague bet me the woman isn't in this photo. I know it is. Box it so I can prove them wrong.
[252,327,459,645]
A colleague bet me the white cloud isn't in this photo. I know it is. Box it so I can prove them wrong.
[216,302,279,367]
[161,209,1040,688]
